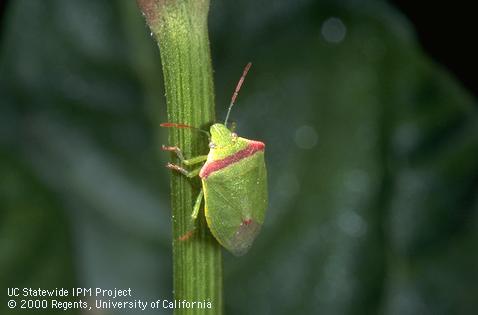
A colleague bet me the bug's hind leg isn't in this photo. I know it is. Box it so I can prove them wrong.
[191,189,204,220]
[178,189,204,241]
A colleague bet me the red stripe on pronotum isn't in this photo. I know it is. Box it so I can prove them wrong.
[200,141,265,178]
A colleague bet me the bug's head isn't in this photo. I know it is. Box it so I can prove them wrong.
[210,123,236,148]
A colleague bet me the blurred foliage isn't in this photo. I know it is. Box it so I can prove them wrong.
[1,0,477,315]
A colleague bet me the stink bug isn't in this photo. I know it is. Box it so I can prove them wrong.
[161,63,267,256]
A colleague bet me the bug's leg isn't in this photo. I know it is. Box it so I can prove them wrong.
[178,189,203,242]
[182,155,208,166]
[162,145,207,166]
[191,189,204,220]
[166,163,202,178]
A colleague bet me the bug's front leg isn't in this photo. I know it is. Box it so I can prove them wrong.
[162,145,207,166]
[162,145,206,177]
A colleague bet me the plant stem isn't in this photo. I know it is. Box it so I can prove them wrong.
[136,1,222,314]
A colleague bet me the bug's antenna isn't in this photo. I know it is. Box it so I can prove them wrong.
[224,62,252,126]
[160,123,210,138]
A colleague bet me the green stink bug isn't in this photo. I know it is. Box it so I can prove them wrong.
[161,63,267,256]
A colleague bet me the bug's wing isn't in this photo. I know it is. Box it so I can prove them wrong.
[203,152,267,256]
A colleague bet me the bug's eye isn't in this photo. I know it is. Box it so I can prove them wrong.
[209,142,216,149]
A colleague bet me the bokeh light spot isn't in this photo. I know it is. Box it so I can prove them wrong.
[321,17,347,43]
[294,125,318,149]
[338,210,367,237]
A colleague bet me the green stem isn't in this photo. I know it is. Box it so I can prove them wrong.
[136,1,222,314]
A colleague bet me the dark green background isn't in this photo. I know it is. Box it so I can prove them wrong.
[1,0,477,314]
